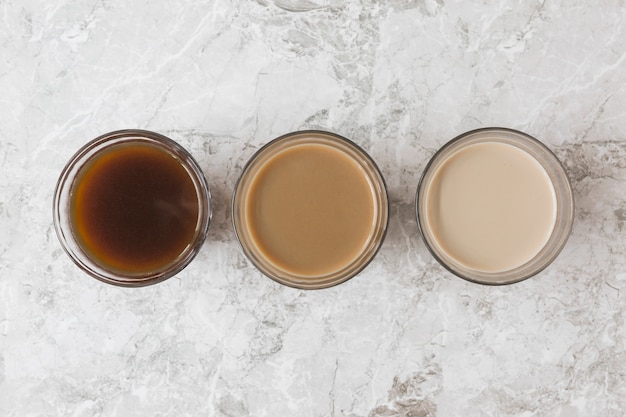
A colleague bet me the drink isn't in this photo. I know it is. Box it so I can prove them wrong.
[71,141,200,274]
[233,131,389,289]
[246,143,375,277]
[425,141,556,272]
[54,130,211,286]
[417,128,574,285]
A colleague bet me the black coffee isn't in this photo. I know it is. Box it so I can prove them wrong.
[70,141,200,275]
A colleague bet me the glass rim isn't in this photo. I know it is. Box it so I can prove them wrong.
[231,130,390,290]
[415,127,574,286]
[53,129,212,287]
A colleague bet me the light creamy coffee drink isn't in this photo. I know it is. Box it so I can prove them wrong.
[417,128,574,285]
[424,141,556,272]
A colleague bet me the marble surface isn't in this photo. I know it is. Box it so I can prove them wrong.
[1,0,626,415]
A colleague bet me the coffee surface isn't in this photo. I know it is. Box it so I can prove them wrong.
[425,141,557,272]
[246,143,376,277]
[71,142,199,274]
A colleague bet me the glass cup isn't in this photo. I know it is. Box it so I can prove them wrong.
[53,129,211,287]
[232,130,389,289]
[416,127,574,285]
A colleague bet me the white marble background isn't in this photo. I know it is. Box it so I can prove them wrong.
[1,0,625,416]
